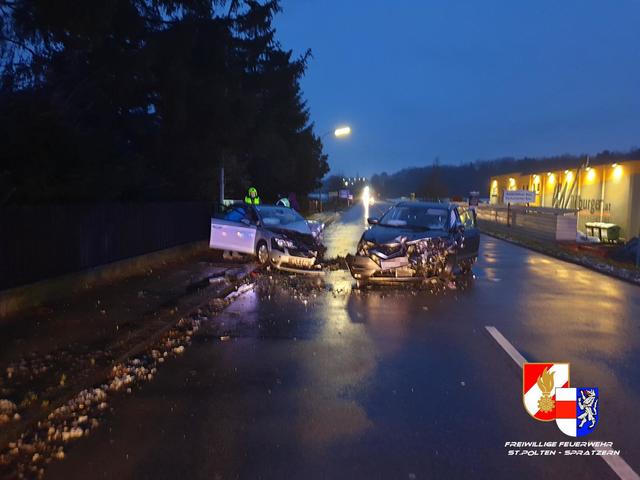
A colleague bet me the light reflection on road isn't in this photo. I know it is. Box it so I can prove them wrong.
[322,202,389,259]
[44,208,640,479]
[295,271,377,448]
[477,235,637,371]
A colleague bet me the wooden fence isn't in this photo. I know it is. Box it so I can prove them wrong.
[0,203,213,291]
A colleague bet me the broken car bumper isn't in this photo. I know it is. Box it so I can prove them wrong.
[270,250,324,275]
[345,253,420,282]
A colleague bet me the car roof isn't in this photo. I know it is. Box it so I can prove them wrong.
[395,201,453,209]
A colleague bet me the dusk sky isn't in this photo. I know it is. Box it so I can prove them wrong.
[274,0,640,177]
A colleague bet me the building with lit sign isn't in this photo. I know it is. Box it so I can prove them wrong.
[489,159,640,239]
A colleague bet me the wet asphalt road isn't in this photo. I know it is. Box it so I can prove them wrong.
[48,202,640,480]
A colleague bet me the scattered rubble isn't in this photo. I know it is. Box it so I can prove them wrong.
[0,399,18,426]
[323,256,348,271]
[0,280,254,479]
[0,264,472,478]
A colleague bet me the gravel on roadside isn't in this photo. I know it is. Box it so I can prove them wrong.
[0,254,257,479]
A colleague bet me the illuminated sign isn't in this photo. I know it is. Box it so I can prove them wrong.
[504,190,535,204]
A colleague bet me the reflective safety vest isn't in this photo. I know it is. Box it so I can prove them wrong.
[244,196,260,205]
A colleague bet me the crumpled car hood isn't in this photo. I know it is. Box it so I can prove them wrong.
[362,225,448,245]
[306,220,324,238]
[266,226,318,249]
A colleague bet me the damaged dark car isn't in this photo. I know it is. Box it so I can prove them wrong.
[346,202,480,287]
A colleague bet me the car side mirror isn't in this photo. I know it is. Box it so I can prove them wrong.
[367,217,379,225]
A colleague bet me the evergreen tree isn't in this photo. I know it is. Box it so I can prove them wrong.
[0,0,328,204]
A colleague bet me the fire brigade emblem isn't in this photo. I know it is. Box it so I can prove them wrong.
[522,363,570,421]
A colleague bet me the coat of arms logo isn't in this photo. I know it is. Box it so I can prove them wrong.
[522,363,600,436]
[522,362,570,422]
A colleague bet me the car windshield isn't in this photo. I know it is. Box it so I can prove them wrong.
[255,206,308,230]
[379,205,449,230]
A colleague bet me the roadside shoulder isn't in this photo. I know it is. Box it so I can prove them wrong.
[479,227,640,286]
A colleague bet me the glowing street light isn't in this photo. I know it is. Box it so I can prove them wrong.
[334,126,352,138]
[321,125,352,140]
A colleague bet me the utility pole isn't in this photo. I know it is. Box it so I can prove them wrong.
[636,228,640,268]
[219,167,225,210]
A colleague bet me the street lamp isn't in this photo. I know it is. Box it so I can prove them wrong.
[321,125,352,139]
[334,126,351,138]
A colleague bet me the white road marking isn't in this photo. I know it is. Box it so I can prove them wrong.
[597,451,640,480]
[485,326,526,368]
[485,325,640,480]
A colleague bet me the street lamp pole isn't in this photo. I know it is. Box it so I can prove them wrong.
[316,125,352,214]
[636,228,640,268]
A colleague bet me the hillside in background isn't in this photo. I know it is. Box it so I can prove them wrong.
[369,148,640,199]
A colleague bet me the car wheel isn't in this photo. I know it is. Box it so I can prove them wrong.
[460,256,477,274]
[256,241,270,266]
[209,249,224,261]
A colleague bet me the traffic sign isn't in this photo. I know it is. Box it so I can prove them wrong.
[503,190,535,204]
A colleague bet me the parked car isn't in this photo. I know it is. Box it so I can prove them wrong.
[209,203,325,273]
[345,201,480,286]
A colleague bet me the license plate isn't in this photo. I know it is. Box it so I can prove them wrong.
[288,257,313,267]
[380,257,409,270]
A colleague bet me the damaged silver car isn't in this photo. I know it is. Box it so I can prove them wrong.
[210,203,325,274]
[346,202,480,287]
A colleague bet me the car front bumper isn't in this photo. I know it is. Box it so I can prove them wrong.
[345,253,421,282]
[270,250,324,275]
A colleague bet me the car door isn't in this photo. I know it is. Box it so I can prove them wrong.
[210,205,258,254]
[457,206,480,257]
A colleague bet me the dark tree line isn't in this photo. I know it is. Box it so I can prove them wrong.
[0,0,328,205]
[370,149,640,199]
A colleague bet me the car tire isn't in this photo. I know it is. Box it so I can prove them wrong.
[460,256,476,274]
[256,241,270,266]
[209,249,224,261]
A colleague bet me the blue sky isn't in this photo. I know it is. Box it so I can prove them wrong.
[273,0,640,177]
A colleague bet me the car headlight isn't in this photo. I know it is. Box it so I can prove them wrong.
[274,237,296,250]
[357,239,375,255]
